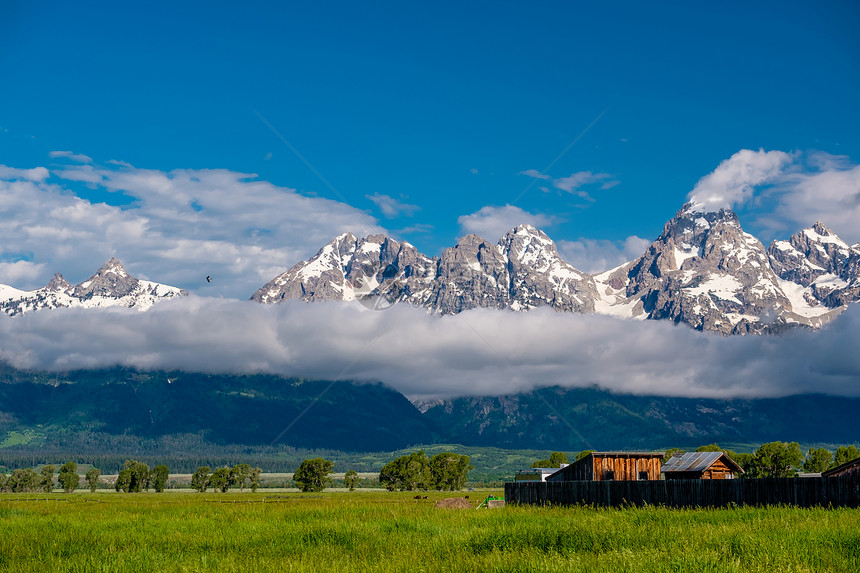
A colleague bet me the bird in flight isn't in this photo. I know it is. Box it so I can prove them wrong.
[206,276,211,283]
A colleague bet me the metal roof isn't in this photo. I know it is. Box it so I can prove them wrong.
[661,451,739,473]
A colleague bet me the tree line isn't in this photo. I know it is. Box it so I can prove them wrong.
[283,451,473,493]
[0,462,101,493]
[189,464,263,492]
[529,443,860,478]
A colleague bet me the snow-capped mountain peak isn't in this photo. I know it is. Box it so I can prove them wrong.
[0,259,186,316]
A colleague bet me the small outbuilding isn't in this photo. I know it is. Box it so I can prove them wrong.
[514,464,568,482]
[546,452,663,482]
[661,451,743,480]
[822,456,860,478]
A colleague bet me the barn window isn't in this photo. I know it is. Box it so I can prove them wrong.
[604,470,614,481]
[639,471,648,481]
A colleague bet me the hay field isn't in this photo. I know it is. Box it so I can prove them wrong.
[1,491,859,572]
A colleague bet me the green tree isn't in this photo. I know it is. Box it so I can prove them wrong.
[249,467,262,492]
[209,467,233,493]
[57,462,80,493]
[576,450,595,462]
[7,469,31,492]
[0,473,6,492]
[549,452,568,466]
[191,466,211,493]
[751,441,803,478]
[120,460,150,492]
[85,468,101,492]
[832,446,860,468]
[429,453,473,491]
[231,464,251,491]
[115,468,132,492]
[696,444,722,452]
[663,448,686,461]
[344,470,359,491]
[293,458,334,493]
[151,465,170,493]
[724,450,755,477]
[802,448,832,473]
[379,451,430,492]
[39,465,56,493]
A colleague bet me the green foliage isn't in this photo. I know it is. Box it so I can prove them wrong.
[117,460,151,493]
[57,461,79,493]
[6,468,40,492]
[549,452,568,466]
[803,448,833,473]
[209,467,234,493]
[151,465,169,493]
[343,470,359,491]
[248,467,261,493]
[293,458,334,493]
[39,464,56,492]
[379,451,430,491]
[724,450,755,477]
[832,446,860,468]
[750,441,803,478]
[191,466,211,493]
[576,450,595,461]
[696,443,722,452]
[429,453,472,491]
[663,448,686,461]
[231,463,251,491]
[85,468,101,492]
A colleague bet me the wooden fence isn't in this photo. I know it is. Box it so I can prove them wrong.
[505,477,860,508]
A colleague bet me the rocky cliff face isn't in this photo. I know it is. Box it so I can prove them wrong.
[251,225,598,314]
[253,208,860,334]
[0,258,186,316]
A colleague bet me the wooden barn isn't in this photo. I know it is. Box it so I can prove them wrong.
[661,451,743,480]
[822,456,860,478]
[546,452,663,482]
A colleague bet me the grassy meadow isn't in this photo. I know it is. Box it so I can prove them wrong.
[1,491,859,572]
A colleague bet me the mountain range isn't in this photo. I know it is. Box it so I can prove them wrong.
[252,203,860,334]
[0,257,185,316]
[1,365,858,453]
[2,202,858,335]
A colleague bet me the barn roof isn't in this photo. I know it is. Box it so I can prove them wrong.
[822,455,860,477]
[661,451,743,474]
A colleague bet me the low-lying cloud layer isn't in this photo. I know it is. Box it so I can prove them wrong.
[2,298,858,401]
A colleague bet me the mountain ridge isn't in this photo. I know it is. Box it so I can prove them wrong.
[0,257,186,316]
[251,204,860,334]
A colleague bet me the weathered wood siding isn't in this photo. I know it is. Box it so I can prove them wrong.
[594,456,661,481]
[505,477,860,508]
[666,459,738,480]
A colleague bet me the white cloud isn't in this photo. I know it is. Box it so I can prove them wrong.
[518,169,550,180]
[557,236,651,273]
[458,205,562,240]
[49,150,93,163]
[0,161,384,297]
[0,261,47,285]
[761,153,860,244]
[469,168,479,175]
[687,149,792,212]
[521,169,619,201]
[366,193,421,218]
[0,165,49,182]
[1,300,858,401]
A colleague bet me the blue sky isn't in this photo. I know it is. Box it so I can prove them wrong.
[2,1,859,297]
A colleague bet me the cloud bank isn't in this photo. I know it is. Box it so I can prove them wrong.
[1,299,858,401]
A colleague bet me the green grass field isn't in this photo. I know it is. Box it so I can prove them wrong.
[1,491,859,572]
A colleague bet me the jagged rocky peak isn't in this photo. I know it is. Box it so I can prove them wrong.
[768,222,853,286]
[621,203,791,334]
[44,272,71,292]
[73,257,138,298]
